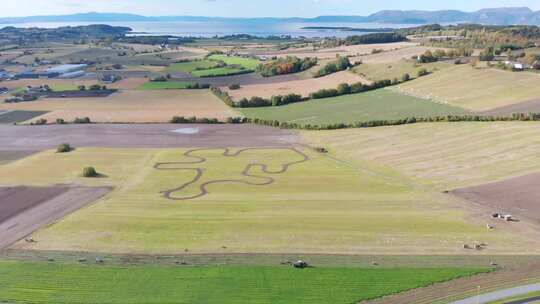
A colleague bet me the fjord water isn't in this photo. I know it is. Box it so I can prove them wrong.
[0,20,412,37]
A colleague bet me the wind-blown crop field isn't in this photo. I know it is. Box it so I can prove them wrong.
[353,60,452,81]
[302,122,540,190]
[395,65,540,111]
[0,261,484,304]
[240,89,467,126]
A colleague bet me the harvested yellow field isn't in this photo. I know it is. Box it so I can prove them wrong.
[1,77,147,90]
[395,65,540,111]
[302,122,540,190]
[0,90,238,123]
[352,46,448,64]
[259,42,417,60]
[225,71,369,99]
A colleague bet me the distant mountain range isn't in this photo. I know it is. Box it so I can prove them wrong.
[1,7,540,26]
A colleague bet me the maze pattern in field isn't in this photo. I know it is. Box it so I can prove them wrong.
[154,148,309,200]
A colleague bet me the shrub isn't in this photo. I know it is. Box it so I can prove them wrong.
[228,84,241,90]
[336,83,351,95]
[257,56,317,77]
[315,56,351,77]
[89,84,104,91]
[310,88,339,99]
[479,47,495,61]
[151,76,167,82]
[417,68,430,77]
[56,143,72,153]
[170,116,220,124]
[402,73,411,82]
[186,83,210,89]
[31,118,47,125]
[56,118,66,124]
[417,51,438,63]
[73,117,91,124]
[82,167,99,178]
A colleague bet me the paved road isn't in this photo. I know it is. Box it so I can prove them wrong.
[451,283,540,304]
[506,295,540,304]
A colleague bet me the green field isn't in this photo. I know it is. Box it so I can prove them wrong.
[207,54,261,70]
[396,65,540,111]
[240,89,467,126]
[0,261,484,304]
[165,60,220,73]
[0,146,520,254]
[353,60,452,81]
[137,81,195,90]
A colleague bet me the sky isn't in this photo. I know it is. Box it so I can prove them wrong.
[2,0,540,18]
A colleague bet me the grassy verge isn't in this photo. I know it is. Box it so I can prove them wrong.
[0,261,486,304]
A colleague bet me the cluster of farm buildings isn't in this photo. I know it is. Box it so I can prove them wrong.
[0,64,88,80]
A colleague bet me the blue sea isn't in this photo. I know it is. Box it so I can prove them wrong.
[0,21,413,38]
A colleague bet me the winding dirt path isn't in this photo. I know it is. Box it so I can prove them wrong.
[154,147,309,200]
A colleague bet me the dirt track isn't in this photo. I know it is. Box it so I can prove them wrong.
[0,124,298,151]
[451,172,540,223]
[0,186,111,250]
[154,147,309,200]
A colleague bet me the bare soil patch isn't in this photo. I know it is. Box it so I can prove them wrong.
[225,71,369,99]
[451,172,540,223]
[0,110,48,124]
[0,186,68,223]
[0,124,298,151]
[0,186,111,250]
[480,98,540,116]
[0,151,38,164]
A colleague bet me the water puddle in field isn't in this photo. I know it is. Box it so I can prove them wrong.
[170,128,200,135]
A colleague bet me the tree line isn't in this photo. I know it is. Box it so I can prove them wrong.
[256,56,317,77]
[165,113,540,131]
